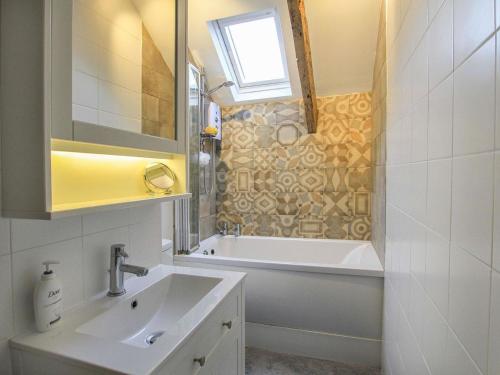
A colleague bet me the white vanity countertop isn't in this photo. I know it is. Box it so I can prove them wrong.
[10,265,246,374]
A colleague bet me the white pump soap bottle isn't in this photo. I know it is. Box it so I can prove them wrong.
[34,261,63,332]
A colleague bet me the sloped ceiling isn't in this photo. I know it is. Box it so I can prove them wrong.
[188,0,382,106]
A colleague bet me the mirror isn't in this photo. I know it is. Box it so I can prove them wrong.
[144,163,176,194]
[72,0,176,140]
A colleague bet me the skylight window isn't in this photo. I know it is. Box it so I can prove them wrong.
[209,9,292,102]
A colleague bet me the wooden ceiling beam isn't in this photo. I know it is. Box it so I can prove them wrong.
[287,0,318,133]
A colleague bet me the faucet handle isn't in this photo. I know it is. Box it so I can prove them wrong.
[111,244,128,258]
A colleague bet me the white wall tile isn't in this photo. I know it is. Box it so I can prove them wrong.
[11,217,82,252]
[444,329,483,375]
[410,219,426,284]
[428,76,453,159]
[427,158,452,239]
[425,229,450,317]
[98,80,141,119]
[82,208,129,235]
[428,0,446,21]
[489,269,500,375]
[0,339,12,375]
[99,49,141,93]
[494,153,500,271]
[73,35,101,78]
[449,245,491,373]
[453,0,495,67]
[429,0,453,88]
[422,296,447,375]
[0,255,13,340]
[82,227,129,299]
[451,153,494,264]
[453,37,495,156]
[73,71,99,109]
[411,96,428,162]
[72,104,98,124]
[98,110,142,133]
[12,239,84,334]
[409,162,427,223]
[129,220,162,268]
[411,35,429,103]
[0,218,10,256]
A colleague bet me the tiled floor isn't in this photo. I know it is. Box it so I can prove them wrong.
[245,347,381,375]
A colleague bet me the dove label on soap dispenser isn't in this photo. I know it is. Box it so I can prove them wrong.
[34,261,63,332]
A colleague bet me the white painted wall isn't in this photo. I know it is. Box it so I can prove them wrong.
[383,0,500,374]
[72,0,143,133]
[188,0,382,105]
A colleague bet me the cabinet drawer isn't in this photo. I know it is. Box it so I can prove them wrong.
[155,286,242,375]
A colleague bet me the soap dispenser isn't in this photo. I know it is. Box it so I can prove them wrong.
[34,261,63,332]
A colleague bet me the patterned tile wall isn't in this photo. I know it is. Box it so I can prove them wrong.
[216,94,373,240]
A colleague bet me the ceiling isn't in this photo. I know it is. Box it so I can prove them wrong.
[188,0,382,106]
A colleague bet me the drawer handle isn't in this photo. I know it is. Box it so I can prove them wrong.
[222,320,232,330]
[193,356,206,367]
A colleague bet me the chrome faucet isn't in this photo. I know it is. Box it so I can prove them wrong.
[219,222,228,236]
[234,224,241,237]
[108,244,148,297]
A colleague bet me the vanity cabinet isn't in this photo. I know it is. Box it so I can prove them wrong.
[157,286,245,375]
[1,0,190,218]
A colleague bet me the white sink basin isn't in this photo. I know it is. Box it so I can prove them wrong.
[77,274,222,348]
[10,265,245,374]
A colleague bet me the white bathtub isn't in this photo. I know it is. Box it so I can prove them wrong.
[175,235,384,367]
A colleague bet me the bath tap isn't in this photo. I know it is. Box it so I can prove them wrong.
[219,222,228,236]
[108,244,148,297]
[234,224,241,237]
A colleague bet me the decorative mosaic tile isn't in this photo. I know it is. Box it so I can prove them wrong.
[298,145,326,169]
[236,169,253,192]
[298,169,325,192]
[348,167,372,192]
[254,192,277,214]
[349,93,372,117]
[324,144,349,167]
[275,215,300,237]
[298,192,323,216]
[254,126,277,148]
[276,124,304,147]
[248,102,276,125]
[221,126,233,150]
[299,132,325,146]
[323,192,353,216]
[216,211,253,235]
[318,118,350,145]
[216,171,236,193]
[324,168,349,192]
[231,192,254,214]
[277,193,300,215]
[230,125,254,149]
[253,214,277,236]
[353,192,371,216]
[350,118,372,145]
[276,170,302,192]
[254,148,277,169]
[318,95,352,119]
[298,216,324,238]
[349,216,371,240]
[254,169,276,192]
[275,101,300,124]
[324,215,350,239]
[348,143,371,167]
[231,149,254,169]
[216,193,234,213]
[276,147,302,169]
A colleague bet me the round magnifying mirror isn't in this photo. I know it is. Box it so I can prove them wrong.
[144,163,176,194]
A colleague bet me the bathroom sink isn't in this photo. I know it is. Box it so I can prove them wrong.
[77,273,222,348]
[9,265,245,374]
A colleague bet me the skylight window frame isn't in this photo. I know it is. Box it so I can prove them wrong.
[212,8,290,90]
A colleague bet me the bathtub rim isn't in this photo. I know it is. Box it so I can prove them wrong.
[176,235,384,278]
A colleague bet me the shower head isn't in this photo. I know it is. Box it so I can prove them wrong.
[202,81,235,96]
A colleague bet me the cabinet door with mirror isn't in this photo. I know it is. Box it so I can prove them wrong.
[52,0,186,154]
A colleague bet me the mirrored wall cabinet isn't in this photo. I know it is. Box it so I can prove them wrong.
[1,0,189,219]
